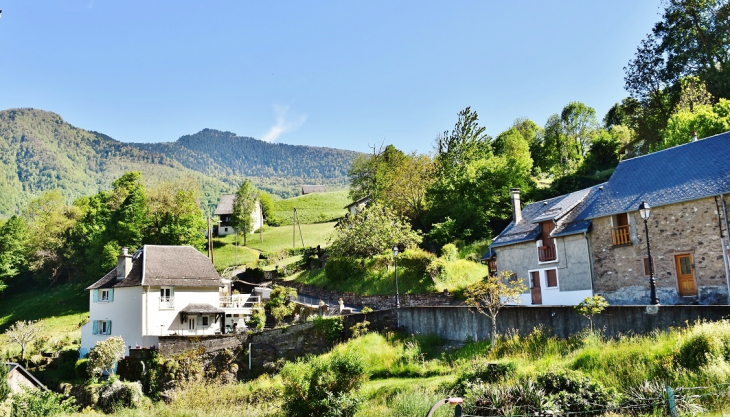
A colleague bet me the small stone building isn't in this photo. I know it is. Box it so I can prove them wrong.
[4,363,45,394]
[573,132,730,304]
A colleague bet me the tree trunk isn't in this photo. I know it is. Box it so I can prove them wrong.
[490,314,498,347]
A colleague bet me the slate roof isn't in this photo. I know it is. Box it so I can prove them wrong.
[574,131,730,220]
[86,245,222,290]
[214,194,236,216]
[344,195,371,210]
[180,303,225,314]
[489,185,602,249]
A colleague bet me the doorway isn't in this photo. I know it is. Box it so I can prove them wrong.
[674,254,697,296]
[530,271,542,304]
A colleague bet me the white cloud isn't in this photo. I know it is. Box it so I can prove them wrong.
[261,105,307,143]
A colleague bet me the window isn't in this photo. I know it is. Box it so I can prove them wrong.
[202,316,209,327]
[160,287,172,301]
[611,213,631,246]
[546,269,558,287]
[643,257,654,276]
[93,320,112,335]
[100,289,109,302]
[93,289,113,303]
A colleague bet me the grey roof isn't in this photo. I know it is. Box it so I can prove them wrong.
[489,185,602,249]
[575,131,730,220]
[302,185,326,194]
[87,245,222,290]
[344,195,371,209]
[180,303,225,314]
[214,194,236,216]
[5,362,46,391]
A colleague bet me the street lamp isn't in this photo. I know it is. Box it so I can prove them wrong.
[639,201,659,305]
[392,245,400,309]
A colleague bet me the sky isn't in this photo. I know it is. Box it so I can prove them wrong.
[0,1,662,154]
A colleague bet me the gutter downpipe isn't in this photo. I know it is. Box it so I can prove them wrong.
[720,194,730,304]
[584,230,595,294]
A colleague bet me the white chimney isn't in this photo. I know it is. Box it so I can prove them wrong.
[692,131,698,142]
[116,247,133,281]
[510,188,522,223]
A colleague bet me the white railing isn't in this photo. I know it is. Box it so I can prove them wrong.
[159,296,175,309]
[220,295,261,309]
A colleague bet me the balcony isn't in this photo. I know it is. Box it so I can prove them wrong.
[220,295,261,310]
[611,225,631,246]
[537,244,557,262]
[159,296,174,309]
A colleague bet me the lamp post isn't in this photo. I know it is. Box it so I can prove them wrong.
[639,201,659,305]
[392,245,400,309]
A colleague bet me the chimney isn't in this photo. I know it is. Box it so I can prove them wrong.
[510,188,522,223]
[116,247,133,281]
[692,131,698,142]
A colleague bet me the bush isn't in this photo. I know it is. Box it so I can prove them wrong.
[676,320,730,370]
[441,243,459,261]
[280,351,366,417]
[10,387,77,416]
[95,380,146,413]
[75,359,89,380]
[398,248,436,278]
[248,308,266,330]
[536,370,616,415]
[312,316,344,343]
[426,258,447,282]
[452,360,517,393]
[325,257,363,282]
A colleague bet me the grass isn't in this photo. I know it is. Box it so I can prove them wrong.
[0,283,87,335]
[272,190,350,225]
[211,237,261,270]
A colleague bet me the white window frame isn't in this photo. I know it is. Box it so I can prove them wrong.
[160,286,174,309]
[188,315,196,330]
[536,237,560,265]
[526,268,560,290]
[100,289,110,302]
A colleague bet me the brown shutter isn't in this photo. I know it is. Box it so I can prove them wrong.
[546,269,558,287]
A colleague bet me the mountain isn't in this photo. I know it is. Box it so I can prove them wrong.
[0,108,359,217]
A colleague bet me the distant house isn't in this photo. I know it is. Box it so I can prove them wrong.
[488,187,597,306]
[344,195,371,215]
[4,362,46,393]
[302,185,326,195]
[213,194,263,236]
[81,246,262,357]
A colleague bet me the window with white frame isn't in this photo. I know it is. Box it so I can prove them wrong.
[160,287,173,302]
[93,320,112,335]
[188,316,196,330]
[527,268,559,289]
[100,289,110,302]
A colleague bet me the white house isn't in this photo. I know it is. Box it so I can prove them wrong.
[213,194,263,236]
[344,195,371,216]
[80,245,260,357]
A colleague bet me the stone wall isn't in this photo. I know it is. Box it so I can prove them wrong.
[397,305,730,341]
[278,281,456,310]
[158,335,242,356]
[247,322,332,373]
[590,196,730,305]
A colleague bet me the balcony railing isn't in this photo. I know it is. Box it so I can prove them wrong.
[611,225,631,246]
[159,296,174,309]
[220,295,261,309]
[538,244,557,262]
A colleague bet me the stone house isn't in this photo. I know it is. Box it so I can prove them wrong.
[81,245,262,357]
[488,187,599,305]
[571,132,730,305]
[213,194,263,236]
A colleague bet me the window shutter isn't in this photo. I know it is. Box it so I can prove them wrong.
[92,321,98,335]
[108,289,114,302]
[546,269,558,287]
[92,290,99,303]
[106,320,112,335]
[170,287,175,298]
[197,316,203,327]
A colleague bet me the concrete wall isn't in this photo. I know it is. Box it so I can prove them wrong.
[495,234,593,306]
[396,305,730,341]
[591,196,730,305]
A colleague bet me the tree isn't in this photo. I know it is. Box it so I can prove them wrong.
[0,216,28,292]
[257,190,279,226]
[232,180,258,246]
[87,336,126,378]
[464,271,527,346]
[575,295,609,333]
[147,178,206,250]
[4,320,43,364]
[106,172,148,251]
[328,202,422,259]
[267,285,298,326]
[0,363,10,402]
[657,98,730,150]
[379,152,434,230]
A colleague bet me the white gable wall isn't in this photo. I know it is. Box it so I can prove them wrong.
[143,286,222,337]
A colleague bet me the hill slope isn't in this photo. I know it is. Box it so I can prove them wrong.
[0,109,359,217]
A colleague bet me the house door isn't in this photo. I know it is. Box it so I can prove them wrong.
[675,254,697,296]
[530,271,542,305]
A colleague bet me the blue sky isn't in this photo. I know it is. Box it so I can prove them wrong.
[0,1,661,154]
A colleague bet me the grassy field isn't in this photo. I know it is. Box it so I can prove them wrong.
[271,190,350,225]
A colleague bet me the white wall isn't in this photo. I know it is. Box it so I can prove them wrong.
[81,286,158,357]
[143,286,222,337]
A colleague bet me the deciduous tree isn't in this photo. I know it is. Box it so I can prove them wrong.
[4,320,43,364]
[87,336,126,378]
[464,271,527,346]
[232,180,258,246]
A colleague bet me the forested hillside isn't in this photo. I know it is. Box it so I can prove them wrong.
[131,128,359,197]
[0,109,359,217]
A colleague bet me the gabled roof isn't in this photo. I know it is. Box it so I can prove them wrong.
[5,362,46,391]
[344,195,371,210]
[86,245,222,290]
[575,131,730,220]
[489,185,602,249]
[214,194,236,216]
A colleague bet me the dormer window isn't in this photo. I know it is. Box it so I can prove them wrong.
[611,213,631,246]
[537,221,557,263]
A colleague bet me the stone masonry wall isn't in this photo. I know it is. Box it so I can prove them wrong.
[278,281,456,310]
[591,196,730,305]
[158,335,242,356]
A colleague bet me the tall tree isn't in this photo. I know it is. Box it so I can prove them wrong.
[232,179,258,246]
[147,177,206,250]
[106,172,148,250]
[380,152,434,230]
[0,216,28,292]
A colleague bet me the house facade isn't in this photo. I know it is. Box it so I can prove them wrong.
[213,194,263,236]
[344,195,371,215]
[489,188,597,305]
[81,245,260,357]
[4,363,45,393]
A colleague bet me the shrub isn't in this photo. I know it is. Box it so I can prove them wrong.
[536,370,616,415]
[0,364,9,402]
[452,360,517,393]
[398,248,436,278]
[426,258,447,282]
[467,379,557,416]
[325,257,363,282]
[280,351,366,417]
[248,307,266,330]
[95,380,146,413]
[575,295,609,332]
[312,316,344,343]
[75,359,89,379]
[10,387,77,416]
[676,320,730,370]
[87,336,125,377]
[441,243,459,261]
